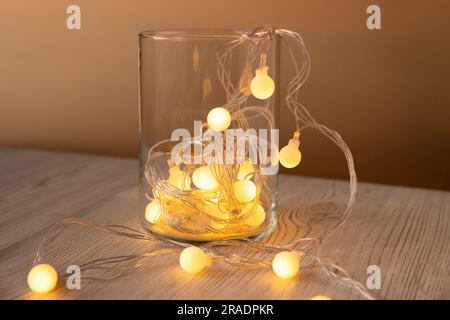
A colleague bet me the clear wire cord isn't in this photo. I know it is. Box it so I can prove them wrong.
[32,27,373,300]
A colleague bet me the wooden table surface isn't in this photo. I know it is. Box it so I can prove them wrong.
[0,147,448,300]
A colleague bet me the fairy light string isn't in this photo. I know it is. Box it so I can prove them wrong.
[29,27,373,300]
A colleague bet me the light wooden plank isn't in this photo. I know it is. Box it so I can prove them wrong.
[0,147,448,299]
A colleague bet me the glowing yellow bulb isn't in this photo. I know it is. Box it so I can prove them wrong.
[237,161,254,180]
[310,295,332,300]
[27,264,58,294]
[243,204,266,227]
[233,180,257,203]
[279,139,301,168]
[168,165,188,190]
[209,206,229,229]
[272,251,301,279]
[192,166,219,190]
[250,67,275,100]
[145,199,161,223]
[207,107,231,132]
[179,246,211,274]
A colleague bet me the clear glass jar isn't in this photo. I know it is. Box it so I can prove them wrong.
[139,27,280,241]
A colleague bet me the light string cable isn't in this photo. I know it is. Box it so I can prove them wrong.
[276,28,357,239]
[31,27,373,299]
[192,27,371,299]
[139,31,277,237]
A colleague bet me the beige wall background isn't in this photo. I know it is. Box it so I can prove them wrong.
[1,0,449,190]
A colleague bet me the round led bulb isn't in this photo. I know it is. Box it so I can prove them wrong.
[209,206,229,230]
[272,251,300,279]
[168,165,188,190]
[279,139,301,168]
[250,67,275,100]
[207,107,231,132]
[27,263,58,294]
[243,204,266,227]
[179,246,211,274]
[192,166,219,190]
[145,199,162,223]
[233,180,257,203]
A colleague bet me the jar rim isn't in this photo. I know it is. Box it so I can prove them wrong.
[139,26,275,40]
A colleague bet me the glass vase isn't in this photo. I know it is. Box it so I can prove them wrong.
[139,27,280,241]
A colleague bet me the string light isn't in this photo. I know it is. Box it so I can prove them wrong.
[207,107,231,132]
[209,206,230,229]
[179,246,211,274]
[250,66,275,100]
[145,199,161,223]
[279,132,301,169]
[27,264,58,294]
[192,165,220,190]
[233,180,257,203]
[272,251,301,279]
[29,28,371,299]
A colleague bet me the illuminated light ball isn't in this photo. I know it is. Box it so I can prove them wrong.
[250,67,275,100]
[272,251,300,279]
[233,180,257,203]
[27,264,58,294]
[237,161,254,180]
[209,207,229,230]
[310,295,332,300]
[192,166,219,190]
[279,139,301,169]
[207,107,231,132]
[210,207,229,220]
[145,199,161,223]
[244,204,266,227]
[179,246,211,274]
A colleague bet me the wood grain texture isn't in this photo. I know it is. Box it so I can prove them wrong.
[0,147,448,300]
